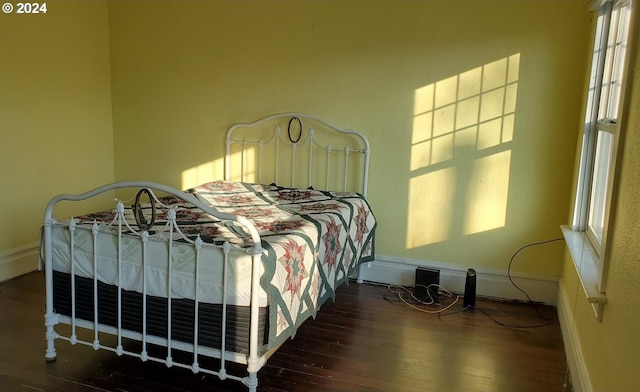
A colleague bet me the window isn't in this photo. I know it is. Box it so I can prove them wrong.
[566,0,633,319]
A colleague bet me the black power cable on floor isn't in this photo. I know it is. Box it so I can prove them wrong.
[506,237,564,321]
[439,237,564,328]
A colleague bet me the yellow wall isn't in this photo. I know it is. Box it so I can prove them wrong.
[0,1,115,260]
[109,0,590,277]
[560,14,640,391]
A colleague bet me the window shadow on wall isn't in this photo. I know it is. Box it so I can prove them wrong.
[407,54,519,248]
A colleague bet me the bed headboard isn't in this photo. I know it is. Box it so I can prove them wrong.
[225,113,370,196]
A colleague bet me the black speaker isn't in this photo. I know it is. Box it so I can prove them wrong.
[463,268,476,308]
[414,267,440,301]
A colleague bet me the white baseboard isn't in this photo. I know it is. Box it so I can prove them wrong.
[358,255,559,305]
[0,242,39,283]
[557,279,592,392]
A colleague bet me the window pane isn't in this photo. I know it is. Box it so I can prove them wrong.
[600,2,631,121]
[598,8,614,120]
[587,131,614,246]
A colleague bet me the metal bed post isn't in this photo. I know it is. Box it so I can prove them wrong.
[325,145,332,191]
[238,213,265,392]
[92,223,100,350]
[356,144,371,284]
[244,249,263,392]
[116,202,125,355]
[219,241,230,380]
[141,231,149,361]
[68,220,77,345]
[343,147,351,192]
[166,209,176,367]
[307,128,315,188]
[291,142,297,188]
[362,146,370,197]
[191,235,202,373]
[274,126,281,185]
[43,216,58,362]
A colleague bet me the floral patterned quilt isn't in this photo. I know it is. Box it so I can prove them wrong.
[71,181,375,350]
[188,181,376,349]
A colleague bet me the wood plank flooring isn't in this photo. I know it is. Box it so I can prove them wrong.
[0,272,570,392]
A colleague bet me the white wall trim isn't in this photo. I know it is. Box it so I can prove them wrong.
[557,279,593,392]
[0,242,40,283]
[359,255,560,305]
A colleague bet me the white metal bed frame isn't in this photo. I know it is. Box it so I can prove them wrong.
[42,112,372,392]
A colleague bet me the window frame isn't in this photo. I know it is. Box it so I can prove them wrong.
[566,0,634,320]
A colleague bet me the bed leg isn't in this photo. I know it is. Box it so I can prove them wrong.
[356,262,366,284]
[44,312,58,362]
[244,372,258,392]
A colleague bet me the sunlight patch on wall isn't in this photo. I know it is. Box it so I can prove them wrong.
[463,150,511,235]
[181,148,261,190]
[181,158,224,190]
[407,167,456,247]
[407,54,519,248]
[225,147,259,183]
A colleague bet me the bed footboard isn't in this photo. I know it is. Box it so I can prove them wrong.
[42,181,265,391]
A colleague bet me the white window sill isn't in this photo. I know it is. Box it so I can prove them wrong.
[561,225,607,320]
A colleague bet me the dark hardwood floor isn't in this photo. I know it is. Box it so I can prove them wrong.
[0,272,570,392]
